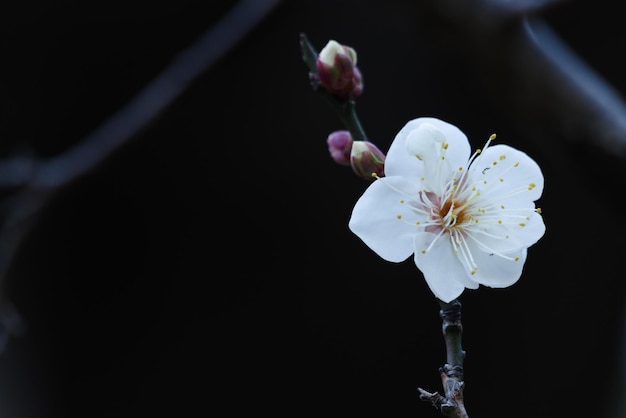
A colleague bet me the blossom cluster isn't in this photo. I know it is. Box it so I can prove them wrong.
[304,37,546,302]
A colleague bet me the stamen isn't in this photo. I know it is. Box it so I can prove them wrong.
[375,177,416,200]
[475,184,538,207]
[465,232,519,261]
[464,159,520,198]
[451,190,480,214]
[465,228,509,240]
[398,217,438,228]
[419,190,436,207]
[468,135,495,173]
[424,227,446,253]
[407,202,435,217]
[453,230,477,271]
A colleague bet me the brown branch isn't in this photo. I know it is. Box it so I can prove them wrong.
[418,299,469,418]
[0,0,284,352]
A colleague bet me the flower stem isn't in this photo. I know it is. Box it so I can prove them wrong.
[439,299,465,367]
[418,298,469,418]
[339,100,367,141]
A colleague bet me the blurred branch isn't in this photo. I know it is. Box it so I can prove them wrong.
[0,0,283,345]
[417,0,626,157]
[518,18,626,155]
[426,0,569,28]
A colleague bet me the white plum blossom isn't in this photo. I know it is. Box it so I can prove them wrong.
[348,117,545,303]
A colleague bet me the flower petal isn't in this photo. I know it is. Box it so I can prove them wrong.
[385,117,471,180]
[473,144,544,203]
[413,232,478,303]
[465,244,528,288]
[349,176,422,262]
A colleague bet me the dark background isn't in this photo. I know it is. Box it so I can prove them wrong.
[0,1,624,417]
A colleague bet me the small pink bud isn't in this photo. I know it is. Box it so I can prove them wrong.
[326,130,353,166]
[316,40,363,100]
[350,141,385,180]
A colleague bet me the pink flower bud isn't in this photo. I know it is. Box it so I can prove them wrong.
[350,141,385,180]
[316,40,363,100]
[326,130,353,166]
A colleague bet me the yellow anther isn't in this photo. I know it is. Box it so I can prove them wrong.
[499,154,506,160]
[514,162,519,167]
[536,207,542,214]
[421,249,426,254]
[519,222,526,227]
[396,214,402,219]
[489,133,496,140]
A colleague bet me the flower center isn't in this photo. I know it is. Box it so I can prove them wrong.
[439,197,469,228]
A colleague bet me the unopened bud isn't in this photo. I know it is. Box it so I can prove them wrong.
[350,141,385,180]
[327,130,353,166]
[316,40,363,100]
